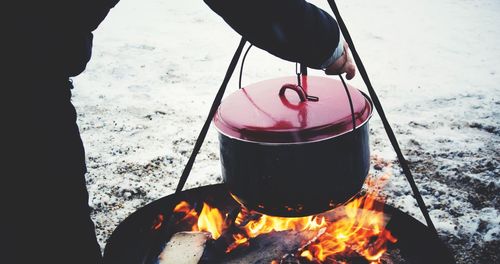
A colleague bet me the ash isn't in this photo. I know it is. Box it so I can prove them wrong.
[71,0,499,263]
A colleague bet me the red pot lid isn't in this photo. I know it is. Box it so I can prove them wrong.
[214,76,372,143]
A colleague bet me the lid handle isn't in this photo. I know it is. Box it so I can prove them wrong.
[279,84,319,102]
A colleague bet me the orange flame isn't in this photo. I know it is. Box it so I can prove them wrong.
[300,250,314,261]
[226,233,249,253]
[170,161,397,263]
[174,201,198,223]
[173,202,227,240]
[152,213,164,230]
[305,194,398,262]
[197,203,225,239]
[303,165,398,263]
[241,210,326,238]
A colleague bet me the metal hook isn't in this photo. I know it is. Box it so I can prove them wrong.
[295,63,302,87]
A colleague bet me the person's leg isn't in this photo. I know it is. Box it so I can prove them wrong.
[14,79,102,264]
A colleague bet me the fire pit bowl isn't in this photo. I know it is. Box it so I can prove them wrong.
[103,184,455,264]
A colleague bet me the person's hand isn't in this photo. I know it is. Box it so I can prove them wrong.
[324,41,356,80]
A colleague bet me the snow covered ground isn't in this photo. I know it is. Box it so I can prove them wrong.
[72,0,499,263]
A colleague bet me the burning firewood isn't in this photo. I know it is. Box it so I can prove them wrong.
[216,229,320,264]
[165,189,396,264]
[158,231,211,264]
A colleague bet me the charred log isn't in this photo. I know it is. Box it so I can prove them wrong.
[214,230,318,263]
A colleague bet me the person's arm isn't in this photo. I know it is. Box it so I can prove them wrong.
[204,0,354,78]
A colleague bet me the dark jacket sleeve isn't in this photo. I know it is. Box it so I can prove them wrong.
[204,0,340,69]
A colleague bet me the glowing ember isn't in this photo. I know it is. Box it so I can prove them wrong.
[152,213,164,230]
[226,233,249,253]
[170,164,397,263]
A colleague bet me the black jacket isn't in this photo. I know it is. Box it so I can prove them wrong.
[205,0,340,69]
[13,0,339,78]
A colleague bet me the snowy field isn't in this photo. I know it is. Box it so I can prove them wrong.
[72,0,499,263]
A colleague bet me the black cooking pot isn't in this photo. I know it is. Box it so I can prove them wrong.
[214,76,373,217]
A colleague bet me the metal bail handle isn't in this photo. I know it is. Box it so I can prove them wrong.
[279,83,319,102]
